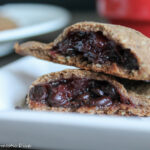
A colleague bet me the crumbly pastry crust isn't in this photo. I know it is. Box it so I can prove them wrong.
[15,22,150,80]
[27,69,150,116]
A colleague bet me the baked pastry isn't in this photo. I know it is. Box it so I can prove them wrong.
[27,69,150,116]
[0,16,17,31]
[15,22,150,80]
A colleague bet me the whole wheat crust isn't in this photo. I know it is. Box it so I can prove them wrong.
[27,69,150,117]
[15,22,150,81]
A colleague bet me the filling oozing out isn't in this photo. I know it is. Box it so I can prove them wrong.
[52,31,139,70]
[29,78,131,108]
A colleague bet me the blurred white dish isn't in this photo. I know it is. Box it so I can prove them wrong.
[0,57,150,150]
[0,3,71,56]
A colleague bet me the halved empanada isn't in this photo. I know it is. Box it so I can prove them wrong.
[27,69,150,116]
[15,22,150,80]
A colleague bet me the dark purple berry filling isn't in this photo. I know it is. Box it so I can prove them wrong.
[52,31,139,70]
[29,78,131,108]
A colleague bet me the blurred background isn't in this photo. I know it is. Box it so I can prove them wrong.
[0,0,96,11]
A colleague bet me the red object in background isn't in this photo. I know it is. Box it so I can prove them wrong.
[97,0,150,37]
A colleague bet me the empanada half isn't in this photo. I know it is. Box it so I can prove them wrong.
[15,22,150,80]
[27,69,150,116]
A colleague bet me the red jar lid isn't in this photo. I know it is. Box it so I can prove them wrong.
[97,0,150,21]
[110,19,150,37]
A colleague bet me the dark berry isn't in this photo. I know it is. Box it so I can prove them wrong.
[29,85,48,101]
[48,84,72,107]
[76,93,90,105]
[90,96,112,107]
[91,88,104,97]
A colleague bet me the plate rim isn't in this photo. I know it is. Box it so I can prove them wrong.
[0,3,71,42]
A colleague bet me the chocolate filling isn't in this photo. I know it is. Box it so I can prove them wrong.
[52,31,139,70]
[29,78,131,108]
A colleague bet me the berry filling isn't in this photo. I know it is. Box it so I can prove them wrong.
[29,78,131,108]
[52,31,139,70]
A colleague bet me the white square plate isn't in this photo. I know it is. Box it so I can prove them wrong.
[0,56,150,150]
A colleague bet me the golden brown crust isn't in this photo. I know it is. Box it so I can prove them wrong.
[15,22,150,80]
[27,69,150,117]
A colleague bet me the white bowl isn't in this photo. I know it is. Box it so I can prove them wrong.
[0,3,71,56]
